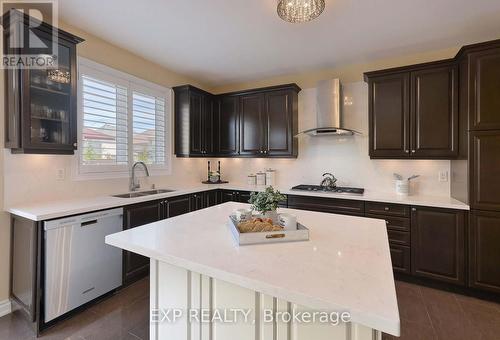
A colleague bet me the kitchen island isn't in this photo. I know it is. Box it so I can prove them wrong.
[105,202,400,340]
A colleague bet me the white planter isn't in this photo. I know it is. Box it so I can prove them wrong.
[395,180,409,195]
[261,210,279,223]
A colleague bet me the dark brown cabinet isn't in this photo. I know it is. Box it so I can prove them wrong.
[174,84,300,158]
[173,85,214,157]
[204,190,220,207]
[3,11,84,154]
[164,195,192,218]
[470,131,500,211]
[366,206,411,274]
[190,192,204,211]
[288,195,365,216]
[411,207,465,285]
[239,88,298,157]
[410,65,458,157]
[389,245,411,274]
[367,73,410,158]
[469,210,500,293]
[265,90,297,157]
[365,62,458,159]
[468,47,500,130]
[219,190,251,203]
[240,93,265,156]
[214,96,239,155]
[123,201,161,285]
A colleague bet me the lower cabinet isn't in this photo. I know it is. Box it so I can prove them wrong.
[288,195,365,216]
[411,207,465,285]
[366,213,411,273]
[204,190,220,207]
[190,192,204,211]
[165,195,192,218]
[469,210,500,293]
[123,200,162,285]
[389,245,411,274]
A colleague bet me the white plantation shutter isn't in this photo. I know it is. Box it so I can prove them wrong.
[77,58,171,177]
[81,75,128,168]
[132,91,166,165]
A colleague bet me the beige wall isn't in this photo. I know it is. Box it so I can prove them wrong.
[0,21,212,302]
[212,46,460,93]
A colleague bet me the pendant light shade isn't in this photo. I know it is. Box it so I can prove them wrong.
[277,0,325,23]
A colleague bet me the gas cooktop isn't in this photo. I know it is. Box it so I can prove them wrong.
[291,185,365,195]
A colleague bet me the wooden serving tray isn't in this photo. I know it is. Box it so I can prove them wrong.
[228,216,309,246]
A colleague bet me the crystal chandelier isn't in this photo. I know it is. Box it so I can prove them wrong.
[277,0,325,23]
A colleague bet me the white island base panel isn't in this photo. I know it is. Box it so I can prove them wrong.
[151,260,381,340]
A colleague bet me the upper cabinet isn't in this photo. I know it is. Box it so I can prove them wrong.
[365,61,458,159]
[3,11,84,154]
[214,95,239,156]
[367,73,410,158]
[460,43,500,131]
[173,85,214,157]
[174,83,300,158]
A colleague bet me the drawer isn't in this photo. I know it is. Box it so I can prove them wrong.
[288,195,365,216]
[366,214,410,232]
[387,229,411,246]
[366,202,410,217]
[390,245,411,273]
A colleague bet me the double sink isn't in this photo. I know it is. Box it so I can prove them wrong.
[112,189,175,198]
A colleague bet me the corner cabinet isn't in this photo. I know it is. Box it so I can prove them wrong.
[174,84,300,158]
[173,85,214,157]
[3,11,84,154]
[365,61,458,159]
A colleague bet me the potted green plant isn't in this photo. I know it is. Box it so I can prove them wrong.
[249,186,286,222]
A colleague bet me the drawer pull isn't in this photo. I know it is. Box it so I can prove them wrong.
[81,220,97,227]
[384,207,389,211]
[266,234,285,239]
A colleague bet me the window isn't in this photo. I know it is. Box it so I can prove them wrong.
[76,58,171,178]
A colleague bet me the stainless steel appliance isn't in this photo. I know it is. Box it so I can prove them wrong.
[291,184,364,195]
[44,208,123,322]
[296,78,361,136]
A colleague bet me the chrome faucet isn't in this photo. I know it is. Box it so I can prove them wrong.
[130,161,150,191]
[320,173,337,189]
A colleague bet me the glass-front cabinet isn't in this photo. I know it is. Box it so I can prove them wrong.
[3,11,84,154]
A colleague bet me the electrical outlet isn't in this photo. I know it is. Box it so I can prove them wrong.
[56,168,65,181]
[438,170,449,182]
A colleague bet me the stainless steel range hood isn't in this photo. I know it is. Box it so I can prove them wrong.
[298,78,360,136]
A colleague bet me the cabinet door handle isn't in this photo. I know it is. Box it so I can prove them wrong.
[384,207,389,211]
[411,150,416,153]
[412,208,417,211]
[405,150,409,153]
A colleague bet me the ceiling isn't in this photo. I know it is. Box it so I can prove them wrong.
[59,0,500,87]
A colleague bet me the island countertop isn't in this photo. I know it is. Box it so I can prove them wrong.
[105,202,400,336]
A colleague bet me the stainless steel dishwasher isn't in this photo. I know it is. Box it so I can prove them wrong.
[44,207,123,322]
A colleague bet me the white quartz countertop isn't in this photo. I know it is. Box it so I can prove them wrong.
[105,202,400,336]
[7,183,469,221]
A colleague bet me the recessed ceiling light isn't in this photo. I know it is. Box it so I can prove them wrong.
[277,0,325,23]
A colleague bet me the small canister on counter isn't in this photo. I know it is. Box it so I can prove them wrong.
[247,173,257,185]
[265,168,276,186]
[256,172,266,186]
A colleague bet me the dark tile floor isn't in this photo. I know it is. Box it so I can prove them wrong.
[1,278,499,340]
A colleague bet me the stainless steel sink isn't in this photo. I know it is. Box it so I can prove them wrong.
[138,189,175,195]
[112,192,145,198]
[112,189,175,198]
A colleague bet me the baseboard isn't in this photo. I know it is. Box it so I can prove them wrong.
[0,299,12,318]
